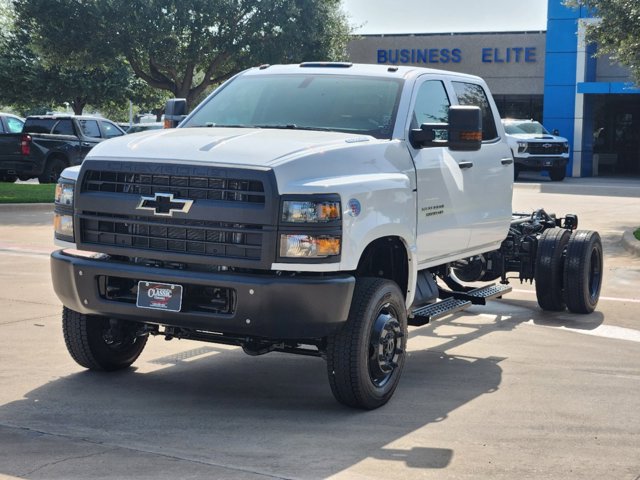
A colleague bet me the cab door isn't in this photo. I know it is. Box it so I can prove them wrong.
[409,76,471,265]
[76,119,102,161]
[449,79,513,250]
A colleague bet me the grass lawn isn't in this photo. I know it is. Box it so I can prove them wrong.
[0,183,55,203]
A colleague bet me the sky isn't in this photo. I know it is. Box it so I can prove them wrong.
[341,0,549,35]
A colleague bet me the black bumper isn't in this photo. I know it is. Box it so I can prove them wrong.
[51,250,355,339]
[515,156,569,169]
[0,158,44,175]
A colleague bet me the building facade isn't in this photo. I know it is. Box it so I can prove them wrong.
[348,31,547,121]
[347,0,640,177]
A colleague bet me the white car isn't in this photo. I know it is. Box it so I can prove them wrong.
[502,119,570,181]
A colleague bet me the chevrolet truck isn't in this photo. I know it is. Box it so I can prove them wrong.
[502,118,570,181]
[50,63,603,409]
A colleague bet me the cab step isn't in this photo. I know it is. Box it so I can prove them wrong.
[409,283,512,326]
[409,297,471,326]
[456,283,513,305]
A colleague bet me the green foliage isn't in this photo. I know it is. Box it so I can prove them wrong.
[0,183,55,203]
[565,0,640,85]
[0,6,135,115]
[634,228,640,241]
[12,0,353,110]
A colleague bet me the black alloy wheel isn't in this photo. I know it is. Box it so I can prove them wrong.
[326,277,408,410]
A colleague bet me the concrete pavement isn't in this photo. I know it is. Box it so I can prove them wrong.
[0,177,639,479]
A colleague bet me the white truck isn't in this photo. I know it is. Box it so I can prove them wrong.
[502,118,570,181]
[51,63,603,409]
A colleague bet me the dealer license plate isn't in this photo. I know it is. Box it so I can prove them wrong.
[544,160,553,166]
[136,281,183,312]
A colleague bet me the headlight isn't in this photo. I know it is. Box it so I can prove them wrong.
[55,182,74,205]
[54,179,75,241]
[517,141,528,153]
[279,234,341,258]
[282,200,341,223]
[54,214,74,238]
[562,141,570,153]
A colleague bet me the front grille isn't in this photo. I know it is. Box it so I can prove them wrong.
[98,275,236,315]
[83,170,265,204]
[527,143,567,155]
[80,213,262,260]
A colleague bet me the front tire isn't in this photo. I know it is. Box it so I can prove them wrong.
[326,278,407,409]
[513,165,521,181]
[62,307,148,371]
[549,167,566,182]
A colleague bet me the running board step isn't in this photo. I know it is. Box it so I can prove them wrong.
[409,297,472,326]
[456,283,513,305]
[409,283,512,326]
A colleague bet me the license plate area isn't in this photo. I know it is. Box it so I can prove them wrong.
[544,160,554,166]
[136,281,183,312]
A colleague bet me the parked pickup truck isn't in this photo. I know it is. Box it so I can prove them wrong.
[502,118,570,181]
[50,63,603,409]
[0,113,25,181]
[0,115,125,183]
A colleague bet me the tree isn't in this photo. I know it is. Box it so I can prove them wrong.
[13,0,353,110]
[0,3,136,115]
[565,0,640,85]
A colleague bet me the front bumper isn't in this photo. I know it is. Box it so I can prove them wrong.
[514,156,569,169]
[51,250,355,339]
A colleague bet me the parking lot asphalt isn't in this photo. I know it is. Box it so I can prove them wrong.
[0,177,639,479]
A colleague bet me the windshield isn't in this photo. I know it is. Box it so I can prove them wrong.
[183,74,404,139]
[503,121,550,135]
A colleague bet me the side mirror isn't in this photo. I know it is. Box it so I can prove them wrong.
[164,99,187,129]
[409,105,482,151]
[552,129,560,136]
[448,106,482,151]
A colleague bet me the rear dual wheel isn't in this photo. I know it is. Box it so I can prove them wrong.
[535,229,603,314]
[563,231,603,313]
[535,228,571,311]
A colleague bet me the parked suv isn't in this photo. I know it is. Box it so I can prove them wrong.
[502,119,570,181]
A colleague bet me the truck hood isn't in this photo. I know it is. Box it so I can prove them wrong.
[87,127,375,168]
[505,133,568,142]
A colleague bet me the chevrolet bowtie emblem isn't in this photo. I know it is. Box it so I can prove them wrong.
[136,193,193,217]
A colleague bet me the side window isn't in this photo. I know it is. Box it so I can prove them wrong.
[78,120,101,138]
[52,119,75,135]
[6,117,24,133]
[412,80,450,127]
[451,81,498,141]
[101,121,124,138]
[0,120,4,133]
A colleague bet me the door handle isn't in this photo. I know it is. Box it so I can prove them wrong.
[501,157,514,165]
[81,142,93,147]
[458,161,474,169]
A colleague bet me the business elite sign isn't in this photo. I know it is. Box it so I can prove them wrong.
[377,47,537,65]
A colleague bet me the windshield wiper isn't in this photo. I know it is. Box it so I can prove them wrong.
[254,124,334,132]
[186,123,250,128]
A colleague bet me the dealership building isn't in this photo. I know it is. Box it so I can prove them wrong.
[347,0,640,177]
